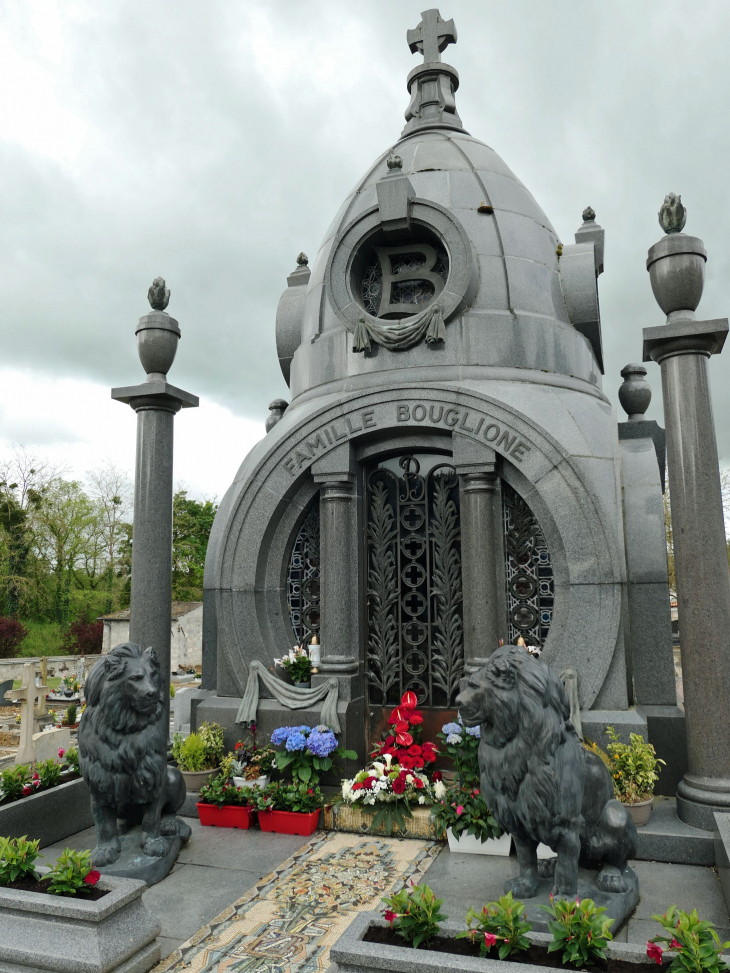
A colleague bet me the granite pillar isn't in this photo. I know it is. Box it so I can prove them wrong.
[112,280,198,734]
[644,209,730,828]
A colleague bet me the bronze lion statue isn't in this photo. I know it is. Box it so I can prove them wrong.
[457,645,637,898]
[79,642,191,866]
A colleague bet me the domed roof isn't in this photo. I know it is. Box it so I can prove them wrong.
[276,10,604,403]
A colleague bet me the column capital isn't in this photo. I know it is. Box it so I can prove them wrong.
[459,470,498,493]
[643,317,728,365]
[112,380,199,414]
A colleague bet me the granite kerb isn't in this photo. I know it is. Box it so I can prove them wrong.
[330,912,664,973]
[0,776,93,848]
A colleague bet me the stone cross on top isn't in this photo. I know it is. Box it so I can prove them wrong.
[407,9,457,64]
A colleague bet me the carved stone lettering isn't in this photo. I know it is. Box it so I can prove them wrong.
[391,402,531,464]
[283,410,382,474]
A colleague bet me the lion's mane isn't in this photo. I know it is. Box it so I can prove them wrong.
[79,642,167,808]
[474,648,584,842]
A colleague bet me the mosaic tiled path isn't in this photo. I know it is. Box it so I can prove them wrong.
[154,831,441,973]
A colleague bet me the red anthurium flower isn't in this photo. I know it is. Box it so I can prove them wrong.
[396,732,413,747]
[646,943,663,965]
[421,741,437,752]
[670,939,682,950]
[422,750,436,764]
[484,933,497,948]
[388,708,404,725]
[84,870,101,886]
[401,691,418,708]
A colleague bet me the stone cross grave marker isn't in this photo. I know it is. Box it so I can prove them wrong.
[5,663,47,765]
[35,657,49,719]
[407,8,457,63]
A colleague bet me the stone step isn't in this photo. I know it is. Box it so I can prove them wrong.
[634,797,715,865]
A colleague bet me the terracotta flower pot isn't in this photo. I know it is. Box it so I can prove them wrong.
[180,767,220,792]
[624,796,654,827]
[196,803,253,829]
[258,808,320,836]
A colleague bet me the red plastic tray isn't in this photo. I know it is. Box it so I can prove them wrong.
[257,809,320,836]
[196,803,253,829]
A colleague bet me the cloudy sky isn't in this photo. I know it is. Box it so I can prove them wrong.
[1,0,729,498]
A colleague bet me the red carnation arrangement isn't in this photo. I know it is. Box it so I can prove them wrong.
[370,691,439,774]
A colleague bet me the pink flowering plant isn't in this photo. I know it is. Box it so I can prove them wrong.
[381,882,447,949]
[45,848,100,896]
[432,786,503,843]
[457,892,532,959]
[540,895,613,968]
[0,835,41,884]
[647,906,730,973]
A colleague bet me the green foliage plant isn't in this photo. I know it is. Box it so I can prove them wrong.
[198,721,224,767]
[172,732,208,772]
[198,776,251,808]
[648,905,730,973]
[457,892,532,958]
[63,704,77,726]
[36,758,62,789]
[0,835,40,884]
[381,883,447,949]
[278,653,313,683]
[64,746,80,774]
[0,764,32,801]
[433,787,502,843]
[45,848,100,896]
[606,725,665,804]
[252,781,323,813]
[170,683,176,698]
[437,718,480,788]
[540,895,613,968]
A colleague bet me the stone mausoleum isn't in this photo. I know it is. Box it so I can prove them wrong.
[198,10,682,784]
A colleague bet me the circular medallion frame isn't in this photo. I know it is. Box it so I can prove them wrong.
[325,200,479,336]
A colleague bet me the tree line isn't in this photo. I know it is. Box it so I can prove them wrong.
[0,446,217,657]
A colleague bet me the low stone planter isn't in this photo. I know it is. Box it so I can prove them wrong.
[0,776,93,848]
[446,829,512,856]
[331,912,664,973]
[324,803,440,839]
[0,873,161,973]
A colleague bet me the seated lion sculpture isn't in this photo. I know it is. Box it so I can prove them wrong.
[79,642,191,867]
[457,645,637,898]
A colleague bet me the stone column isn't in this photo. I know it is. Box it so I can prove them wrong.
[643,196,730,829]
[454,435,503,668]
[312,445,359,682]
[112,279,198,734]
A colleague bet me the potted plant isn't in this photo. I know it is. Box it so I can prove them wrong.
[437,717,481,788]
[0,837,161,972]
[606,725,665,826]
[172,720,224,791]
[229,723,276,789]
[274,646,313,688]
[341,756,441,833]
[433,786,510,856]
[197,776,254,829]
[270,724,356,784]
[253,781,323,835]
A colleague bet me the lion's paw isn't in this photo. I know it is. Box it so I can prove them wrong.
[143,836,169,858]
[596,865,629,894]
[177,820,192,842]
[538,858,557,879]
[92,843,120,867]
[160,816,179,836]
[504,876,539,899]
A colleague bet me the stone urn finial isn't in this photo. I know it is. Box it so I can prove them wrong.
[266,399,288,433]
[659,193,687,235]
[582,206,596,223]
[618,364,652,421]
[147,277,170,311]
[296,252,308,267]
[387,152,403,171]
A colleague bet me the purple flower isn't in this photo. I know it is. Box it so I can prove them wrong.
[271,727,292,746]
[464,725,481,738]
[285,731,308,751]
[306,729,338,757]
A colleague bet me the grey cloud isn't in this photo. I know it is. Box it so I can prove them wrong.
[1,1,729,457]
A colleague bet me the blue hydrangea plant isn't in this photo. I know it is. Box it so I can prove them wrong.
[270,724,357,784]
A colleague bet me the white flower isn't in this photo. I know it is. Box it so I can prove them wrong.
[434,780,446,800]
[288,649,297,662]
[406,774,414,784]
[372,761,385,776]
[342,780,352,800]
[418,796,425,804]
[383,753,393,769]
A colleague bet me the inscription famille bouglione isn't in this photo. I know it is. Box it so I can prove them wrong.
[282,402,532,475]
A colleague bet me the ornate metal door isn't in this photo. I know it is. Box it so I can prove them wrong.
[365,454,464,746]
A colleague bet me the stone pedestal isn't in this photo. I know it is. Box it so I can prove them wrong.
[644,315,730,828]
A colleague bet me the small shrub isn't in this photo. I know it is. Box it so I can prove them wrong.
[36,758,62,789]
[0,835,40,884]
[45,848,100,896]
[606,725,665,803]
[63,704,78,726]
[63,746,80,774]
[172,732,208,772]
[381,882,447,949]
[0,616,28,659]
[458,892,532,958]
[61,608,102,655]
[198,721,224,766]
[170,683,176,698]
[648,905,730,972]
[540,895,613,968]
[433,787,502,843]
[0,764,32,801]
